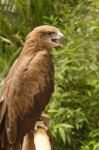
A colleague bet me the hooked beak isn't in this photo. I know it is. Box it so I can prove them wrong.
[51,30,65,49]
[57,31,65,48]
[57,31,65,39]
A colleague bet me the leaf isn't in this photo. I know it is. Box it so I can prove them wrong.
[59,127,66,143]
[89,129,99,138]
[61,124,73,129]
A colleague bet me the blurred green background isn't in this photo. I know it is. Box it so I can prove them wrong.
[0,0,99,149]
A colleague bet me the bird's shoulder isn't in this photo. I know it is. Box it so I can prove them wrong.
[1,50,53,109]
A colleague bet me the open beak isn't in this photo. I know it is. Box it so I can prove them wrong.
[51,30,65,48]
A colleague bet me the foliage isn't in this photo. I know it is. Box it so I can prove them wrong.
[0,0,99,149]
[45,0,99,149]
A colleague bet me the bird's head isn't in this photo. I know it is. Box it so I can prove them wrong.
[26,25,65,51]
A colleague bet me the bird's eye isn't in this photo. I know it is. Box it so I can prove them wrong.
[46,32,52,35]
[46,31,55,35]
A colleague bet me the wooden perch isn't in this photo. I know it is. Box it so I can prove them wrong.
[22,115,52,150]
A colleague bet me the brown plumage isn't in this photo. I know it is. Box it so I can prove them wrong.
[0,25,64,150]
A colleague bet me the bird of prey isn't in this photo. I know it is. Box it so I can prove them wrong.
[0,25,64,150]
[22,114,51,150]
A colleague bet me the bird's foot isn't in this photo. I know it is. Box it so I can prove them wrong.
[34,120,48,131]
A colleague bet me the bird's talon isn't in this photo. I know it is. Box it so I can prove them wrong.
[34,120,48,131]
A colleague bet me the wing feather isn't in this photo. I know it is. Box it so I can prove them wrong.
[0,59,19,125]
[0,50,54,144]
